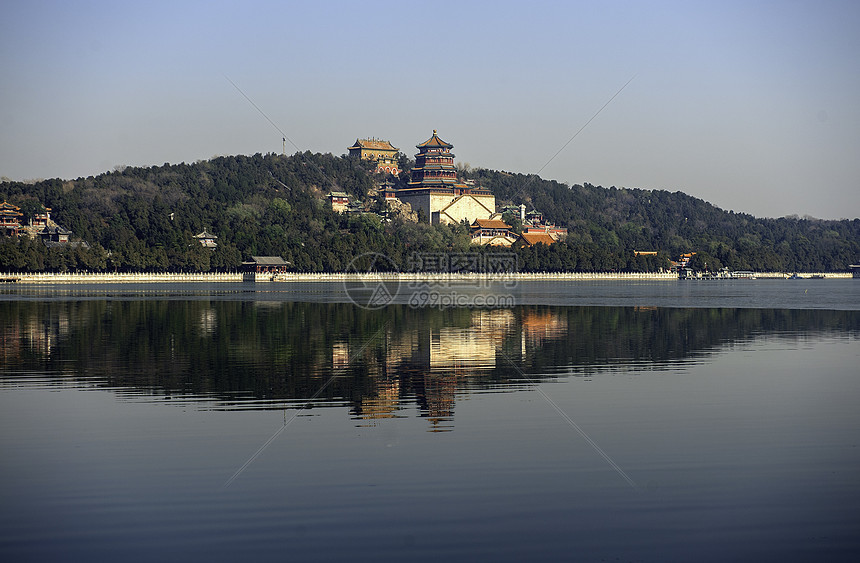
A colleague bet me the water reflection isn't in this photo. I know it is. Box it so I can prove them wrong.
[1,301,858,430]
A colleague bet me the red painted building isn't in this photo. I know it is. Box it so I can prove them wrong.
[0,201,23,236]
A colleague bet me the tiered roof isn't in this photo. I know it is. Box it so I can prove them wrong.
[1,201,23,233]
[416,130,453,149]
[0,200,23,217]
[407,130,464,189]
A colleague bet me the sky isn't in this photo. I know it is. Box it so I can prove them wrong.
[1,0,858,219]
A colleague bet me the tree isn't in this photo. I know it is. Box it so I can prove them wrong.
[688,252,722,273]
[501,211,523,234]
[0,238,25,271]
[19,200,46,224]
[211,243,242,271]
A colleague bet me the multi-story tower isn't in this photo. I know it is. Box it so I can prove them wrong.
[391,131,495,225]
[0,201,23,236]
[407,130,458,187]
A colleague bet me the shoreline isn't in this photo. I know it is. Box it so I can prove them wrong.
[1,271,852,284]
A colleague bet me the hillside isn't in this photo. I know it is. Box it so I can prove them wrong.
[1,152,858,273]
[467,168,859,272]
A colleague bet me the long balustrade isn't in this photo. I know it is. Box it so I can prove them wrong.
[3,271,851,284]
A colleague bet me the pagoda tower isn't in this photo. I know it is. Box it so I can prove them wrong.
[389,130,495,225]
[0,201,24,236]
[407,130,461,188]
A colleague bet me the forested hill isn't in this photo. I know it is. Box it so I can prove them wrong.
[1,151,858,273]
[466,168,859,271]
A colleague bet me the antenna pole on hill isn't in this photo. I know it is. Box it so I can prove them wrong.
[282,137,286,156]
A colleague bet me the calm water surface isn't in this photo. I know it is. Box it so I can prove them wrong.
[1,280,858,562]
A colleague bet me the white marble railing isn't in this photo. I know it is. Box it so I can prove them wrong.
[271,272,680,282]
[2,271,852,284]
[7,272,243,283]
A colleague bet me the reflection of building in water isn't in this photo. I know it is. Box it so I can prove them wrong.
[520,309,568,351]
[419,373,457,432]
[472,308,517,332]
[336,337,406,424]
[381,309,520,431]
[23,310,70,358]
[384,325,425,370]
[354,379,401,425]
[336,308,568,431]
[252,301,284,310]
[332,342,350,370]
[0,323,23,365]
[430,327,497,370]
[198,308,217,335]
[408,309,516,371]
[0,308,71,362]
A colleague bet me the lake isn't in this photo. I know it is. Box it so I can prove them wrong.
[1,279,859,562]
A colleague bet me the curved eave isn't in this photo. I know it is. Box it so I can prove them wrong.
[415,131,453,149]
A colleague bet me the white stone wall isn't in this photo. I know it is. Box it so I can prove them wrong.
[393,191,496,224]
[13,273,243,283]
[439,194,496,225]
[397,193,431,221]
[430,193,454,223]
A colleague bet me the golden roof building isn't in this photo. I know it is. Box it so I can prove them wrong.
[0,201,23,236]
[470,219,517,246]
[347,138,400,175]
[514,232,558,248]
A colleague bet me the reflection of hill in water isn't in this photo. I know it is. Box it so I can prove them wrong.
[2,301,858,429]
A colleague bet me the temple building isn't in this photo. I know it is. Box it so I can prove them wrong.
[327,191,350,213]
[0,201,23,236]
[37,224,89,249]
[516,205,567,241]
[242,256,291,281]
[388,131,495,225]
[470,219,517,246]
[194,230,218,249]
[29,207,51,227]
[522,223,568,240]
[347,138,400,175]
[513,232,558,248]
[38,225,71,245]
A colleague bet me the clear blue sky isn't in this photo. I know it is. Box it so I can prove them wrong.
[2,0,858,219]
